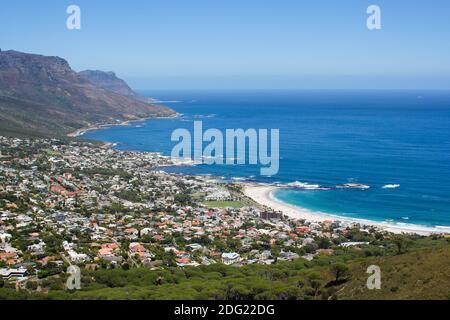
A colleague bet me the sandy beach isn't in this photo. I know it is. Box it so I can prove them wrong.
[66,115,448,238]
[243,184,449,236]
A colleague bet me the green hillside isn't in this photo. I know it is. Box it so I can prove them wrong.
[338,245,450,300]
[1,238,448,300]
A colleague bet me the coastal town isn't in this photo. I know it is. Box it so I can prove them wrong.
[0,135,446,294]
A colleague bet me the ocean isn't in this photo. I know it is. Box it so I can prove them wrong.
[84,90,450,228]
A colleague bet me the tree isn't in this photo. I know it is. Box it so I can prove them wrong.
[26,281,38,291]
[392,235,413,255]
[226,237,241,251]
[331,263,351,283]
[306,272,324,298]
[317,237,332,249]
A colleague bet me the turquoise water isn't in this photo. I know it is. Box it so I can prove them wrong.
[85,90,450,228]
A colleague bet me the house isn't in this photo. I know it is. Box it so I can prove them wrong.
[295,227,311,234]
[27,243,46,255]
[279,251,300,261]
[37,256,55,266]
[340,242,370,248]
[0,252,18,262]
[100,243,119,251]
[187,243,203,251]
[0,268,28,279]
[176,258,200,267]
[205,189,232,201]
[67,250,89,263]
[98,248,114,257]
[221,252,241,265]
[50,184,66,194]
[129,243,146,256]
[124,228,139,236]
[62,241,75,251]
[260,211,283,220]
[176,257,191,266]
[259,250,272,260]
[140,228,154,237]
[200,256,216,266]
[0,232,12,243]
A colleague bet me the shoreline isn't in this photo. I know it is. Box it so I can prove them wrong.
[66,111,449,237]
[67,113,181,138]
[243,184,449,236]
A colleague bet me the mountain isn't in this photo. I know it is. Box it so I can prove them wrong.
[0,50,174,136]
[79,70,138,98]
[79,70,156,103]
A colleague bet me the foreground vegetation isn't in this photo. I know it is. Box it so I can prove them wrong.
[1,237,449,300]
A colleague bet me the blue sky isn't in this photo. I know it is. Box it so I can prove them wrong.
[1,0,449,89]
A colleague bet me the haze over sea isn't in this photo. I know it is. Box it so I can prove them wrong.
[85,90,450,228]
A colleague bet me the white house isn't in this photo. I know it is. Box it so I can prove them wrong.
[187,243,203,251]
[67,250,89,263]
[27,242,46,255]
[340,242,370,248]
[0,232,12,243]
[0,268,28,279]
[221,252,241,265]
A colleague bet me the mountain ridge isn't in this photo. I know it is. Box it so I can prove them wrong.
[79,70,138,98]
[0,50,174,137]
[79,69,157,104]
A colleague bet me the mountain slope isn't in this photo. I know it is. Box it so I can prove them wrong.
[0,50,174,136]
[79,70,138,98]
[79,69,156,103]
[337,245,450,300]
